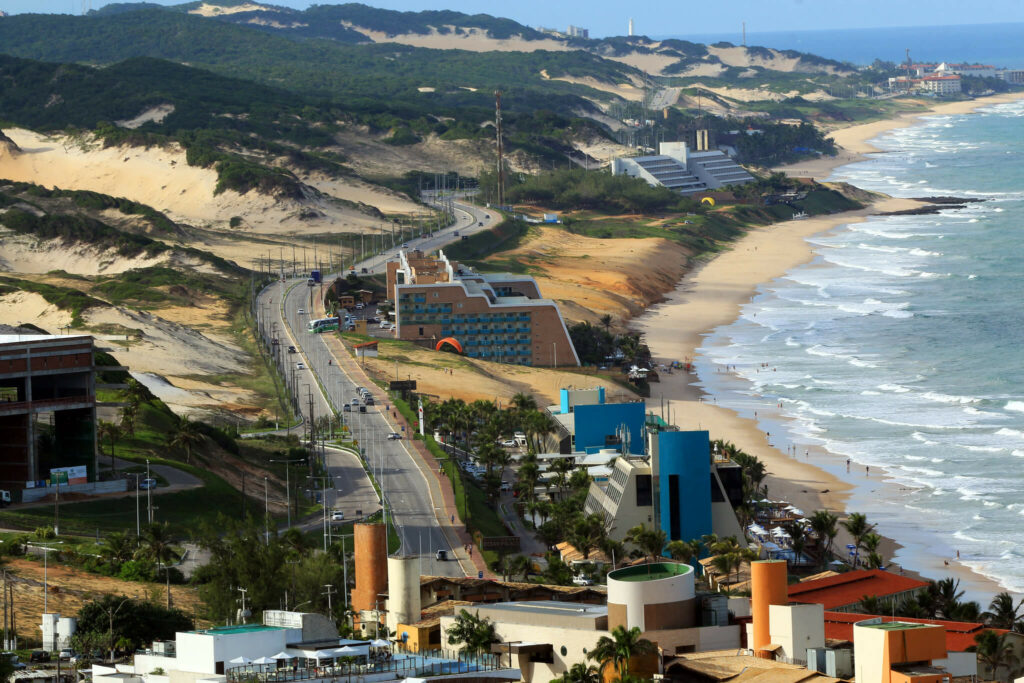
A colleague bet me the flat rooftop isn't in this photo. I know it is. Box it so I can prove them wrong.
[189,624,284,635]
[476,601,607,617]
[860,621,933,631]
[609,562,693,582]
[0,334,89,343]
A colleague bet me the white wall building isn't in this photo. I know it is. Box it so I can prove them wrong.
[611,141,753,196]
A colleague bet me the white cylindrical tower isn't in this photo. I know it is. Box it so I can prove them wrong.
[607,562,696,632]
[386,556,422,636]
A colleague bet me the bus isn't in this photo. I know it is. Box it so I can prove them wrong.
[308,317,339,333]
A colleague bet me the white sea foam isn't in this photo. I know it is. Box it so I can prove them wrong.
[1005,401,1024,413]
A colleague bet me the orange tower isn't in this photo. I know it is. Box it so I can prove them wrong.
[750,559,788,658]
[352,523,388,621]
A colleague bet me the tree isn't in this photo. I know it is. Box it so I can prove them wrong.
[666,539,701,564]
[625,524,666,565]
[511,392,537,413]
[100,531,135,569]
[599,314,613,334]
[555,662,600,683]
[972,629,1019,682]
[72,595,191,658]
[809,510,839,567]
[840,512,875,562]
[0,653,15,683]
[985,592,1024,631]
[166,414,204,464]
[567,514,607,561]
[119,402,138,440]
[97,421,122,474]
[587,625,656,681]
[782,521,808,568]
[498,554,531,582]
[138,522,181,608]
[549,458,574,493]
[447,609,498,655]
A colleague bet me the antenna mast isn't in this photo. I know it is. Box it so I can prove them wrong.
[495,90,505,208]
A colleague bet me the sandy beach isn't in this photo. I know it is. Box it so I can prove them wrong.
[775,91,1024,181]
[635,191,1010,599]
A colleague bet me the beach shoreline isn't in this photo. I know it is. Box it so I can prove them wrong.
[633,89,1024,600]
[773,91,1024,181]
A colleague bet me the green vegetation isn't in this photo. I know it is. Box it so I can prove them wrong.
[1,208,170,259]
[0,275,102,326]
[440,218,532,264]
[71,594,192,657]
[494,168,701,214]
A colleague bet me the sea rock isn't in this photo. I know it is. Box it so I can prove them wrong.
[0,129,21,157]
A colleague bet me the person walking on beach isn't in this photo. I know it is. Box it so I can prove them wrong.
[846,459,851,472]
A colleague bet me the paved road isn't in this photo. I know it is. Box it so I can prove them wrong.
[255,196,497,578]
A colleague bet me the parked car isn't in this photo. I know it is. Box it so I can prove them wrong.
[29,651,50,663]
[2,653,26,671]
[499,439,517,448]
[386,432,402,440]
[572,575,594,586]
[331,510,344,521]
[139,478,157,490]
[59,649,75,660]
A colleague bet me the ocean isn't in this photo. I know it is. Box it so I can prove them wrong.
[665,22,1024,69]
[695,98,1024,597]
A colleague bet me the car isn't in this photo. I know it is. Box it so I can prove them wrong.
[271,338,279,345]
[296,362,306,370]
[402,243,408,248]
[367,317,380,324]
[331,510,344,521]
[461,236,469,241]
[572,575,593,586]
[59,649,75,660]
[453,231,460,237]
[297,308,305,314]
[499,439,517,448]
[478,221,483,226]
[364,396,375,405]
[355,303,365,310]
[342,403,352,412]
[288,346,297,353]
[386,432,402,440]
[500,481,512,492]
[29,651,50,663]
[69,654,90,665]
[361,267,368,274]
[2,653,26,671]
[139,478,157,490]
[435,549,448,561]
[358,405,367,413]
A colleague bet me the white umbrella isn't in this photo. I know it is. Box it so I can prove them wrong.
[334,646,363,656]
[271,652,294,660]
[229,656,252,665]
[314,649,338,660]
[252,657,276,665]
[370,639,390,648]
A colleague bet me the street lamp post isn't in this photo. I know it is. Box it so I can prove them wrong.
[146,459,152,524]
[270,457,307,528]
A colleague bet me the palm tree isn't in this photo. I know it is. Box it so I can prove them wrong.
[599,314,613,335]
[510,392,537,413]
[601,538,626,569]
[587,625,656,681]
[97,421,122,474]
[559,662,600,683]
[498,555,531,582]
[119,402,138,440]
[549,458,574,493]
[447,609,499,655]
[840,512,875,563]
[972,630,1019,682]
[666,539,701,564]
[100,531,135,568]
[809,510,839,567]
[524,410,556,455]
[166,415,204,465]
[625,524,666,566]
[985,592,1024,630]
[567,514,606,561]
[782,521,808,567]
[137,522,181,567]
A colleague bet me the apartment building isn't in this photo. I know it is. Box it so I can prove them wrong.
[0,334,98,497]
[386,250,579,367]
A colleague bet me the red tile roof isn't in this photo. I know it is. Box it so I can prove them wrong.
[823,611,1008,652]
[788,570,929,610]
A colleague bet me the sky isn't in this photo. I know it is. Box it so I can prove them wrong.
[3,0,1024,38]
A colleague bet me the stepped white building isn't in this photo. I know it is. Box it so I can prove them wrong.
[611,141,754,195]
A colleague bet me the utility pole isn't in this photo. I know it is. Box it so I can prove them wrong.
[323,584,335,617]
[495,90,505,208]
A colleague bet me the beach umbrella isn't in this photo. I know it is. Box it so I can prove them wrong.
[229,656,252,665]
[314,649,337,660]
[334,646,364,657]
[252,657,276,665]
[370,639,390,648]
[271,652,295,660]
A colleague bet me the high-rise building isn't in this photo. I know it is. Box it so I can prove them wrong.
[566,25,589,39]
[628,17,634,36]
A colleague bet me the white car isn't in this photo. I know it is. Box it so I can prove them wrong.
[572,575,594,586]
[499,439,517,448]
[331,510,344,521]
[500,481,512,492]
[297,308,305,314]
[296,362,306,370]
[386,432,402,440]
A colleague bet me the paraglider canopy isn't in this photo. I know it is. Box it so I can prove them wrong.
[435,337,463,354]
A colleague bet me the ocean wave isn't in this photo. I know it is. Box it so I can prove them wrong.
[997,428,1024,439]
[921,391,979,405]
[1005,401,1024,413]
[879,383,911,393]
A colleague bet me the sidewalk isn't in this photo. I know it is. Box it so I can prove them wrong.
[321,332,493,579]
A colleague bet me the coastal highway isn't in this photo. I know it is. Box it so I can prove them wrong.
[256,196,497,578]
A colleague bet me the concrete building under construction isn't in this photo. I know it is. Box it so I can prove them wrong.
[0,334,98,497]
[611,140,754,195]
[352,522,388,634]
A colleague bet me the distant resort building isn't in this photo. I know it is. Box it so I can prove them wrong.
[565,24,589,38]
[386,250,579,367]
[888,74,963,95]
[611,140,754,195]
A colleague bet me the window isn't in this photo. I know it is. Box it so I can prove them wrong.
[668,474,681,540]
[418,327,424,336]
[636,474,652,507]
[560,646,567,656]
[433,292,439,297]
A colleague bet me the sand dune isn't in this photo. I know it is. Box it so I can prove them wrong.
[0,232,166,275]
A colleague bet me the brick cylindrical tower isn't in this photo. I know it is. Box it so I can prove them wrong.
[352,523,387,620]
[751,559,788,658]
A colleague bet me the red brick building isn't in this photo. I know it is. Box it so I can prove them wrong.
[386,250,579,366]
